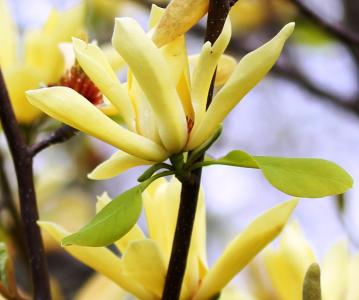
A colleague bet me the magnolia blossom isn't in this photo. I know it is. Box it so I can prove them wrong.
[26,5,294,178]
[245,223,359,300]
[39,177,298,300]
[0,0,84,123]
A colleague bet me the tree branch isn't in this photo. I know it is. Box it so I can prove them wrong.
[292,0,359,45]
[0,69,51,300]
[30,125,78,157]
[161,1,231,299]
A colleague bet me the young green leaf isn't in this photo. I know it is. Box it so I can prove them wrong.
[62,185,143,247]
[197,150,353,198]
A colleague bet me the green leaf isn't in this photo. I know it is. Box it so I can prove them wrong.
[198,150,353,198]
[62,185,143,247]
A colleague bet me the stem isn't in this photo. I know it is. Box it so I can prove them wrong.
[0,70,51,300]
[162,2,231,299]
[30,125,78,157]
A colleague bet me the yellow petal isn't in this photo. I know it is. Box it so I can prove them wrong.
[0,0,17,67]
[347,254,359,300]
[263,223,316,300]
[194,198,298,300]
[187,22,295,150]
[191,18,231,126]
[101,43,126,71]
[321,241,349,300]
[3,65,42,123]
[38,221,154,300]
[148,4,165,29]
[152,0,209,47]
[26,87,168,161]
[214,54,237,87]
[25,4,85,83]
[95,192,145,254]
[128,71,161,143]
[113,18,188,153]
[122,239,166,297]
[75,274,128,300]
[72,38,135,130]
[88,151,154,181]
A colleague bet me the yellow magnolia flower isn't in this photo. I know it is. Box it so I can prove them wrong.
[246,223,359,300]
[39,177,298,300]
[27,5,294,176]
[0,0,84,123]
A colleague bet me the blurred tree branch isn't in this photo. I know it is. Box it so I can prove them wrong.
[292,0,359,45]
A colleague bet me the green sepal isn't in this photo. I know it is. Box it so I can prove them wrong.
[137,163,173,182]
[193,150,353,198]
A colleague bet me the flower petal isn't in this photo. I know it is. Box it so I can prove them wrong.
[3,65,42,123]
[263,223,315,300]
[191,18,231,125]
[24,4,85,83]
[348,254,359,300]
[188,23,295,150]
[113,18,188,153]
[321,241,349,300]
[73,38,135,130]
[101,43,126,71]
[75,274,128,300]
[88,151,154,180]
[26,87,168,161]
[0,0,17,68]
[152,0,209,47]
[194,198,298,300]
[38,221,154,300]
[122,240,166,298]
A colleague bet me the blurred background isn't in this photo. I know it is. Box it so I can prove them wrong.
[1,0,359,298]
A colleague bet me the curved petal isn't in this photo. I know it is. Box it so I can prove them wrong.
[3,65,42,123]
[73,38,135,130]
[113,18,187,153]
[75,274,128,300]
[24,4,85,83]
[263,223,316,300]
[26,87,168,162]
[152,0,209,47]
[194,198,298,300]
[88,150,154,180]
[190,18,231,125]
[348,254,359,300]
[122,240,166,298]
[38,221,154,300]
[0,0,17,68]
[321,241,349,300]
[101,43,126,71]
[188,23,295,150]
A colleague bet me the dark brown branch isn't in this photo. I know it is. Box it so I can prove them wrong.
[292,0,359,45]
[161,2,231,299]
[0,70,51,300]
[30,125,78,157]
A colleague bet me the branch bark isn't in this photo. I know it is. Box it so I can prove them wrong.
[0,70,51,300]
[161,1,232,299]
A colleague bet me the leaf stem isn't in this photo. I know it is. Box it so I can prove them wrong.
[161,1,231,299]
[0,69,52,300]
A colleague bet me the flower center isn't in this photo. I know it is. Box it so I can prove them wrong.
[186,116,194,134]
[57,64,103,106]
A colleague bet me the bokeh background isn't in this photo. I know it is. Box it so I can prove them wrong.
[2,0,359,298]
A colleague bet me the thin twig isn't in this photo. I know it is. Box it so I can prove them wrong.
[161,1,231,299]
[30,125,78,157]
[0,69,51,300]
[292,0,359,45]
